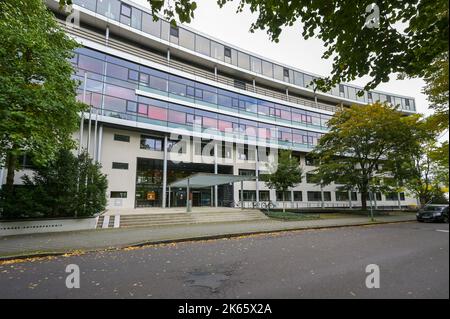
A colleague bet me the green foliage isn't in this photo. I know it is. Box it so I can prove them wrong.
[0,0,86,189]
[261,150,302,212]
[423,52,449,131]
[311,103,425,210]
[0,149,107,219]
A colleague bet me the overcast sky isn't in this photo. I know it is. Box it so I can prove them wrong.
[133,0,448,140]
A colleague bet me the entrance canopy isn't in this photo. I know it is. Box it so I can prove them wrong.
[169,173,256,188]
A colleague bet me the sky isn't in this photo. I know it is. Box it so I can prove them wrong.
[133,0,448,141]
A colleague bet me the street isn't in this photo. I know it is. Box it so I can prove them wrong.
[0,222,448,299]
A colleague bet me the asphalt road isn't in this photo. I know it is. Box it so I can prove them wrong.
[0,222,448,299]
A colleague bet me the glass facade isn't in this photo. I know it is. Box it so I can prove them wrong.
[72,47,330,150]
[71,0,416,111]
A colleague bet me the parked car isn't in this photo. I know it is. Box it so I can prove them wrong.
[416,204,449,223]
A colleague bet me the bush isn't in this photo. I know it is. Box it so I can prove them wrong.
[0,149,107,219]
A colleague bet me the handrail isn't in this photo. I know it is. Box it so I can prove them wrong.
[60,22,339,113]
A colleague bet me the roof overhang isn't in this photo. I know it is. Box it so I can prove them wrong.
[169,173,256,188]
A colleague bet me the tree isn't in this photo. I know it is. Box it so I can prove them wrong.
[0,0,85,194]
[0,149,107,219]
[310,103,423,210]
[401,141,449,207]
[261,150,303,212]
[59,0,448,92]
[423,52,449,131]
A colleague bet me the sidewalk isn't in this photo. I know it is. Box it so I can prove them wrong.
[0,214,415,259]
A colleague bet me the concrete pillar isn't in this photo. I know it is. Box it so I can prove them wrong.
[168,186,171,208]
[162,136,168,208]
[214,142,218,207]
[186,178,191,212]
[397,192,402,210]
[0,167,4,189]
[214,66,218,81]
[320,184,325,209]
[240,180,244,210]
[255,149,260,206]
[348,189,353,209]
[97,124,103,162]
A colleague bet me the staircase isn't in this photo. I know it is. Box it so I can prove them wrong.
[97,209,268,229]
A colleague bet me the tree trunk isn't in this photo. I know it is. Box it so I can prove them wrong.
[282,191,286,213]
[5,153,17,193]
[361,191,368,211]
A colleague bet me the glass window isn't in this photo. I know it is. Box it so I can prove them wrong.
[114,134,130,142]
[110,191,127,198]
[107,63,128,80]
[142,12,161,37]
[150,75,167,91]
[195,35,210,56]
[307,191,331,201]
[112,162,129,170]
[179,28,195,51]
[96,0,120,21]
[273,64,284,81]
[237,51,250,70]
[250,56,262,74]
[78,55,104,74]
[304,74,313,89]
[73,0,96,11]
[131,7,142,30]
[259,191,270,201]
[148,105,167,121]
[128,69,139,81]
[262,60,273,78]
[140,135,164,151]
[293,191,303,201]
[276,191,292,201]
[294,72,304,87]
[160,20,170,41]
[211,41,224,61]
[120,3,131,25]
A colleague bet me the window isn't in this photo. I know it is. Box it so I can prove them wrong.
[179,28,195,51]
[385,192,399,201]
[211,41,224,61]
[239,169,256,176]
[224,47,232,58]
[112,162,129,170]
[111,191,127,198]
[114,134,130,142]
[140,135,164,151]
[262,61,273,78]
[307,191,331,202]
[128,69,139,81]
[239,190,257,201]
[283,68,290,78]
[237,51,250,70]
[96,0,120,20]
[276,191,292,201]
[293,191,303,201]
[250,56,262,74]
[131,7,142,30]
[195,35,210,56]
[170,26,179,38]
[120,3,131,25]
[259,191,270,201]
[142,12,161,37]
[400,192,405,201]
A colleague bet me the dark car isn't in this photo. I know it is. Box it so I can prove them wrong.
[416,204,449,223]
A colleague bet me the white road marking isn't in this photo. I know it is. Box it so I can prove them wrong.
[436,229,449,233]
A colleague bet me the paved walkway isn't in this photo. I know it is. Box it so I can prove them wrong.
[0,214,416,259]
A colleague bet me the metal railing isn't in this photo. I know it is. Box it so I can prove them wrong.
[60,22,339,114]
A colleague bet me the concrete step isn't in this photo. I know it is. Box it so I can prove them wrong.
[113,210,268,229]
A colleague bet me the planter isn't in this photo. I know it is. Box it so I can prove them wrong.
[0,216,98,236]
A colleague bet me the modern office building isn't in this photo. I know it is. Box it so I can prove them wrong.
[38,0,417,210]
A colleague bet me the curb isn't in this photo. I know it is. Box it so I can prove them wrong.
[0,219,415,262]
